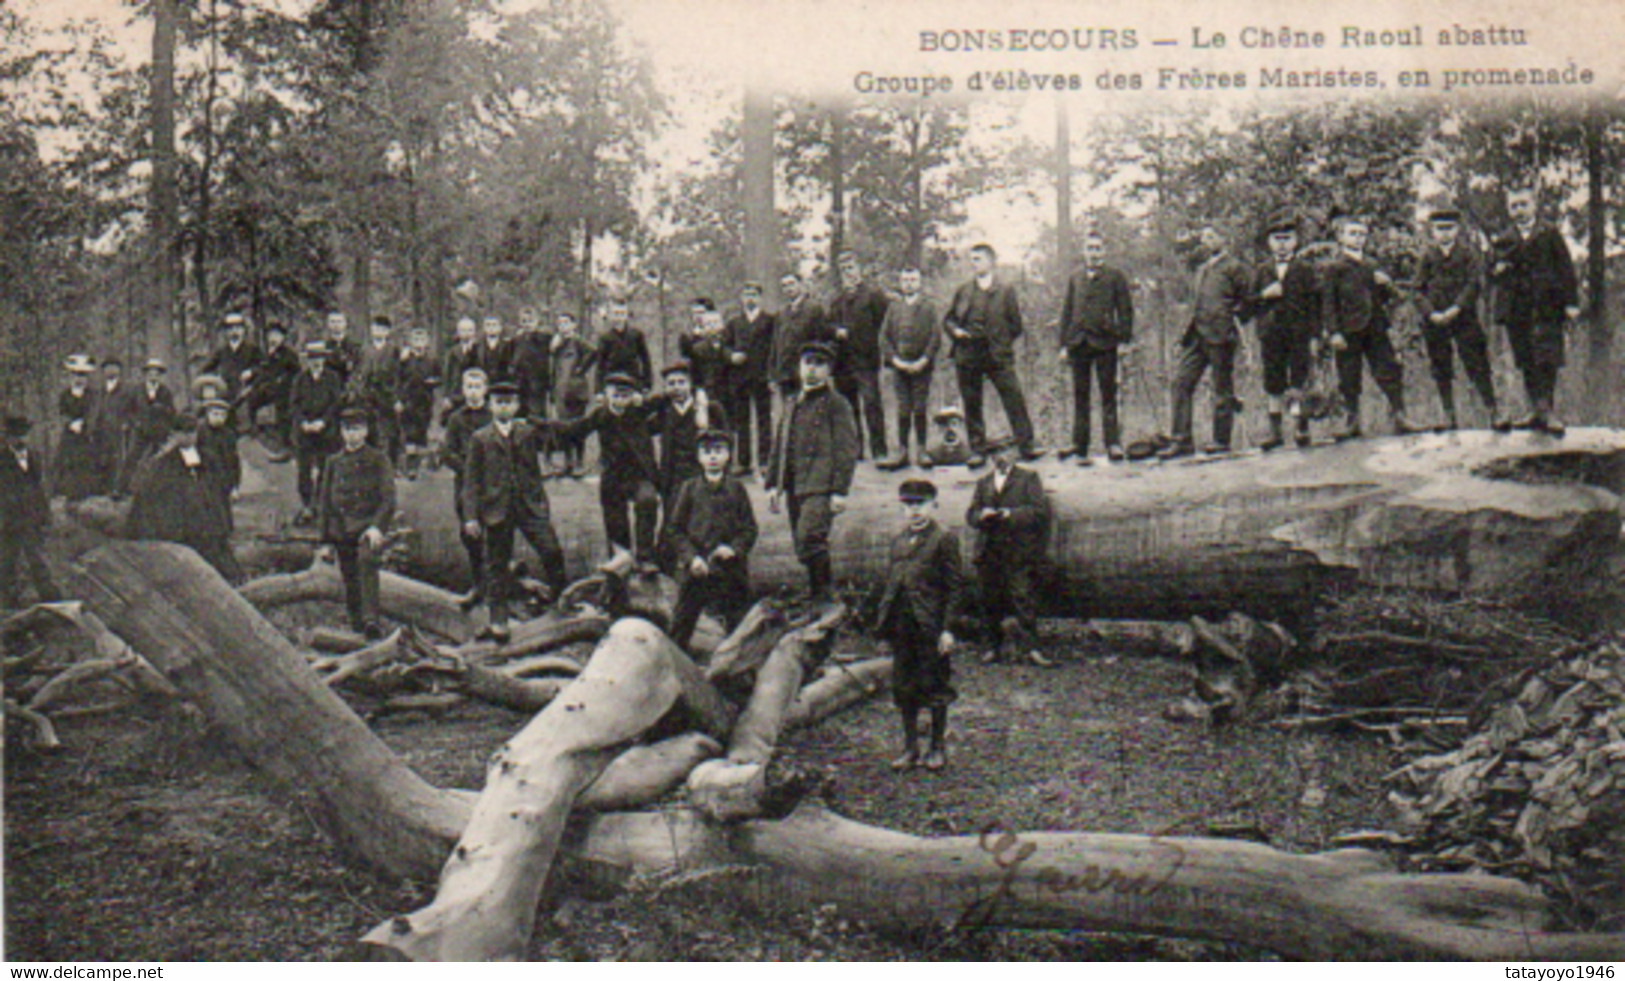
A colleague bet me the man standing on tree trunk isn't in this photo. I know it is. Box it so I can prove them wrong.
[829,251,890,462]
[1415,207,1502,432]
[1321,215,1416,441]
[1161,225,1250,459]
[1492,186,1580,436]
[1058,229,1134,465]
[723,282,776,475]
[944,243,1043,466]
[967,434,1052,666]
[767,341,858,603]
[317,406,395,640]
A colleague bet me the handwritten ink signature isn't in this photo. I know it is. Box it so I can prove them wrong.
[957,823,1188,930]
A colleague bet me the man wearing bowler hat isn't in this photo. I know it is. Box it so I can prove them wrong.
[317,406,395,638]
[130,358,178,472]
[1,415,61,608]
[766,340,858,602]
[967,432,1052,666]
[664,427,758,649]
[1416,206,1501,431]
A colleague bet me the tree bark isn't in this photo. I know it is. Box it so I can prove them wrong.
[57,542,1625,960]
[287,429,1625,621]
[149,0,182,374]
[742,84,777,304]
[239,560,474,643]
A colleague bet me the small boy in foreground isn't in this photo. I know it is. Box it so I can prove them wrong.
[872,478,962,772]
[663,428,758,650]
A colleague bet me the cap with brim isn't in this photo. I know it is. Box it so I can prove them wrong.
[742,282,764,294]
[264,323,287,336]
[662,360,693,378]
[5,415,32,438]
[339,406,371,425]
[1428,207,1463,223]
[695,428,735,450]
[898,478,938,503]
[488,380,521,398]
[933,405,964,420]
[302,341,329,358]
[193,374,228,399]
[983,434,1019,453]
[65,354,96,374]
[799,340,837,364]
[602,372,638,390]
[221,314,247,329]
[201,398,231,412]
[1264,210,1300,236]
[143,358,167,373]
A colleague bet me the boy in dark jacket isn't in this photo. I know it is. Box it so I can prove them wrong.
[461,381,567,640]
[1322,215,1415,440]
[664,428,758,649]
[1416,207,1500,432]
[440,367,492,604]
[1058,231,1135,463]
[766,341,859,602]
[317,406,396,638]
[723,282,776,473]
[596,297,652,391]
[874,478,962,772]
[651,360,726,506]
[1491,186,1577,434]
[1247,212,1321,449]
[548,373,663,570]
[967,435,1052,666]
[397,326,440,476]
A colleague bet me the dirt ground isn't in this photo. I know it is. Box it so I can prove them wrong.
[2,615,1399,962]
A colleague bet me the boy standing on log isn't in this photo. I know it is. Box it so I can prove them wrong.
[1491,186,1579,435]
[1322,215,1417,440]
[967,435,1052,666]
[1058,230,1134,465]
[664,428,758,650]
[317,406,395,639]
[441,368,491,608]
[767,340,858,603]
[463,380,567,640]
[1415,207,1501,432]
[874,478,962,772]
[878,267,941,471]
[1247,212,1320,450]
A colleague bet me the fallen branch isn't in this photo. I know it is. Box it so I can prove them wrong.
[785,657,893,731]
[238,559,473,643]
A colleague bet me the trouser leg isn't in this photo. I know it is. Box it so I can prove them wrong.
[668,574,711,650]
[836,375,865,459]
[1096,349,1121,449]
[483,519,518,624]
[601,481,632,553]
[336,540,365,632]
[955,361,988,451]
[632,479,661,562]
[1455,321,1498,412]
[753,383,774,468]
[987,358,1035,448]
[1210,341,1237,448]
[1365,329,1407,415]
[792,493,834,598]
[858,370,887,458]
[514,503,566,596]
[1070,353,1093,451]
[1169,341,1209,445]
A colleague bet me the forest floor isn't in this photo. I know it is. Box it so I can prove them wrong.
[3,613,1399,962]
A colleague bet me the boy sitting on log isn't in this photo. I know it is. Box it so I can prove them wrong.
[873,478,962,772]
[663,428,758,650]
[317,406,395,639]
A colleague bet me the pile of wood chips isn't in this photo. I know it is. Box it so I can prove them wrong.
[1387,638,1625,930]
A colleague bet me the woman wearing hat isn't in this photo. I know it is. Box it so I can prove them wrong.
[56,354,102,502]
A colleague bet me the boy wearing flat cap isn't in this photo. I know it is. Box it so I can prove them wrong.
[461,380,567,640]
[967,433,1053,666]
[766,340,859,602]
[664,428,758,650]
[1,415,61,608]
[289,340,345,523]
[873,478,963,771]
[317,406,396,638]
[546,372,664,570]
[1247,211,1320,450]
[1416,207,1501,431]
[650,359,726,506]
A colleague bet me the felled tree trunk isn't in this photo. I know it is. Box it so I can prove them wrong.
[57,542,1625,960]
[244,429,1625,620]
[239,560,474,643]
[360,619,690,961]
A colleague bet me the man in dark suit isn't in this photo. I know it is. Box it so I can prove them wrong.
[289,341,345,522]
[508,305,554,421]
[440,367,492,606]
[317,406,396,637]
[461,380,567,640]
[130,358,178,473]
[547,373,665,571]
[1162,225,1251,458]
[944,243,1042,464]
[242,322,300,451]
[967,434,1052,665]
[1246,212,1321,450]
[356,315,403,465]
[90,358,136,495]
[649,360,726,507]
[829,251,891,462]
[766,341,859,602]
[440,316,481,417]
[1416,207,1501,432]
[664,428,758,650]
[475,314,512,383]
[1321,215,1416,440]
[1491,186,1580,435]
[323,310,360,385]
[202,312,261,432]
[1,415,61,608]
[873,478,963,771]
[723,282,777,474]
[1058,230,1134,464]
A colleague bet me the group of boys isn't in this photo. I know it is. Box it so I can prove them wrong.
[1062,189,1580,463]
